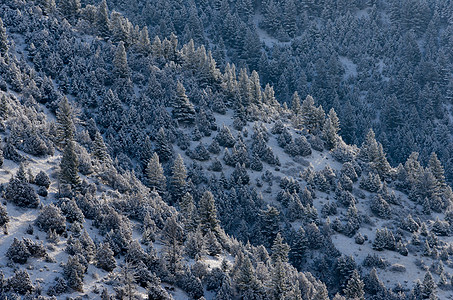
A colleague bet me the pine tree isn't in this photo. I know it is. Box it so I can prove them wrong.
[301,95,324,133]
[113,41,129,78]
[59,0,81,22]
[359,129,379,163]
[56,96,76,147]
[199,190,220,235]
[96,0,110,37]
[6,238,31,264]
[146,152,166,194]
[0,17,8,56]
[161,216,184,275]
[170,154,187,204]
[322,118,338,150]
[216,125,236,147]
[95,243,116,272]
[172,81,196,125]
[60,140,80,187]
[236,255,258,292]
[178,192,197,230]
[271,233,290,264]
[290,227,307,269]
[291,91,301,115]
[154,127,173,162]
[429,152,446,189]
[0,201,8,233]
[260,206,280,248]
[0,95,8,120]
[5,166,39,208]
[9,269,34,295]
[92,131,110,162]
[343,269,365,300]
[138,26,151,54]
[422,271,436,299]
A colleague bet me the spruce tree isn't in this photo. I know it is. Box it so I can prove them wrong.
[172,81,196,125]
[343,269,365,300]
[0,95,8,120]
[6,238,31,264]
[96,0,110,37]
[113,41,129,78]
[199,190,220,235]
[154,127,173,162]
[290,227,307,268]
[170,154,187,204]
[92,131,109,162]
[60,141,80,187]
[429,152,446,189]
[301,95,325,133]
[0,201,8,233]
[0,17,8,56]
[161,216,184,275]
[291,91,301,115]
[9,269,34,295]
[271,233,290,264]
[95,243,116,272]
[56,96,76,147]
[422,271,436,299]
[146,152,166,194]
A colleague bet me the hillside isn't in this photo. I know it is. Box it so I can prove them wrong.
[0,0,452,299]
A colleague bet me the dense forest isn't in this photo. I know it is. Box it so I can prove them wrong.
[0,0,452,299]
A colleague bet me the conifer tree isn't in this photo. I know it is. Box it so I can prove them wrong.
[92,131,109,162]
[96,0,110,37]
[199,190,220,235]
[146,152,166,194]
[322,118,338,150]
[170,154,187,204]
[0,95,8,120]
[0,17,8,56]
[301,95,324,133]
[343,269,365,300]
[429,152,446,189]
[9,269,34,295]
[56,96,76,147]
[95,243,116,272]
[291,91,301,115]
[6,238,31,264]
[290,227,307,269]
[60,141,80,187]
[236,255,258,292]
[113,41,129,78]
[59,0,81,22]
[271,233,290,264]
[422,271,436,299]
[161,216,184,275]
[0,201,8,233]
[172,81,196,125]
[178,192,199,231]
[154,127,173,162]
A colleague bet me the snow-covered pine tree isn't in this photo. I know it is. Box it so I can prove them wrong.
[56,96,76,147]
[113,41,129,78]
[95,242,116,272]
[146,152,166,195]
[154,127,173,162]
[0,17,8,56]
[60,140,81,187]
[172,81,196,125]
[199,190,220,235]
[170,154,187,204]
[343,269,365,300]
[92,131,110,162]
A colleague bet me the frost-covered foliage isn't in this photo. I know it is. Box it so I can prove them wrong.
[0,0,451,299]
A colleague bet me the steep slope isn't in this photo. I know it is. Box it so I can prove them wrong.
[0,1,452,299]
